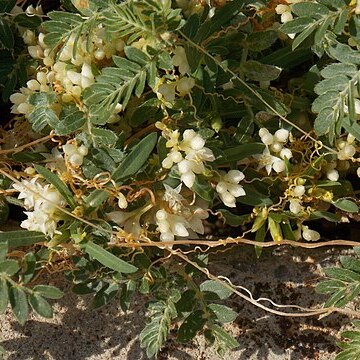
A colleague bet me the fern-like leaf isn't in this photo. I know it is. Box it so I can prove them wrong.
[139,297,178,358]
[336,320,360,360]
[83,46,157,124]
[43,11,99,59]
[316,252,360,308]
[312,56,360,143]
[103,0,183,44]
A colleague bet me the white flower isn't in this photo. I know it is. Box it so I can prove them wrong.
[63,142,88,167]
[357,167,360,178]
[21,211,59,237]
[13,178,65,236]
[302,225,320,241]
[326,169,339,182]
[12,178,43,210]
[172,46,190,75]
[178,158,205,188]
[179,129,205,152]
[337,143,356,160]
[157,83,176,102]
[163,184,184,211]
[107,204,152,236]
[289,199,303,214]
[274,129,290,143]
[187,207,208,234]
[280,148,293,160]
[162,129,215,188]
[176,77,195,95]
[117,193,128,209]
[216,170,246,208]
[253,147,286,175]
[293,185,305,198]
[156,209,189,242]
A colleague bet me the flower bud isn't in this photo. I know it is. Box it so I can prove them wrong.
[302,225,320,241]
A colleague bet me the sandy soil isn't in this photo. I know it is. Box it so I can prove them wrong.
[0,245,356,360]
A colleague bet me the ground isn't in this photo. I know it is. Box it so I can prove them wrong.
[0,244,355,360]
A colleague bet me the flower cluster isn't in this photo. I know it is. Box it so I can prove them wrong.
[153,172,212,243]
[161,128,215,188]
[62,141,89,167]
[12,178,65,236]
[288,183,306,215]
[254,128,292,175]
[156,46,195,103]
[216,170,246,207]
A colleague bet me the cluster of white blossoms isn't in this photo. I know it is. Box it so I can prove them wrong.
[337,134,356,161]
[288,183,306,215]
[254,128,292,175]
[12,178,65,236]
[62,141,88,167]
[156,184,209,243]
[216,170,246,207]
[157,46,195,103]
[161,128,215,188]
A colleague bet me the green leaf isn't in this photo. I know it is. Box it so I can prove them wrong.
[55,105,86,135]
[292,2,329,17]
[92,283,119,309]
[84,48,157,124]
[343,117,360,142]
[140,298,177,358]
[333,199,359,213]
[112,132,157,181]
[0,241,7,261]
[314,107,334,136]
[215,143,265,165]
[13,13,41,29]
[209,323,239,351]
[84,189,109,208]
[192,177,213,201]
[340,256,360,273]
[200,280,233,300]
[0,231,45,248]
[84,241,138,274]
[194,0,248,42]
[29,294,53,318]
[0,277,9,314]
[32,285,64,299]
[0,260,19,276]
[120,279,137,311]
[29,107,59,133]
[11,152,46,162]
[10,286,29,325]
[280,17,315,34]
[21,253,36,284]
[241,61,282,82]
[91,127,118,146]
[316,279,344,294]
[178,310,206,342]
[324,268,360,282]
[208,304,237,323]
[292,22,317,50]
[0,18,14,49]
[0,0,16,12]
[320,63,357,79]
[176,289,197,313]
[327,41,360,65]
[245,31,278,52]
[34,164,76,209]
